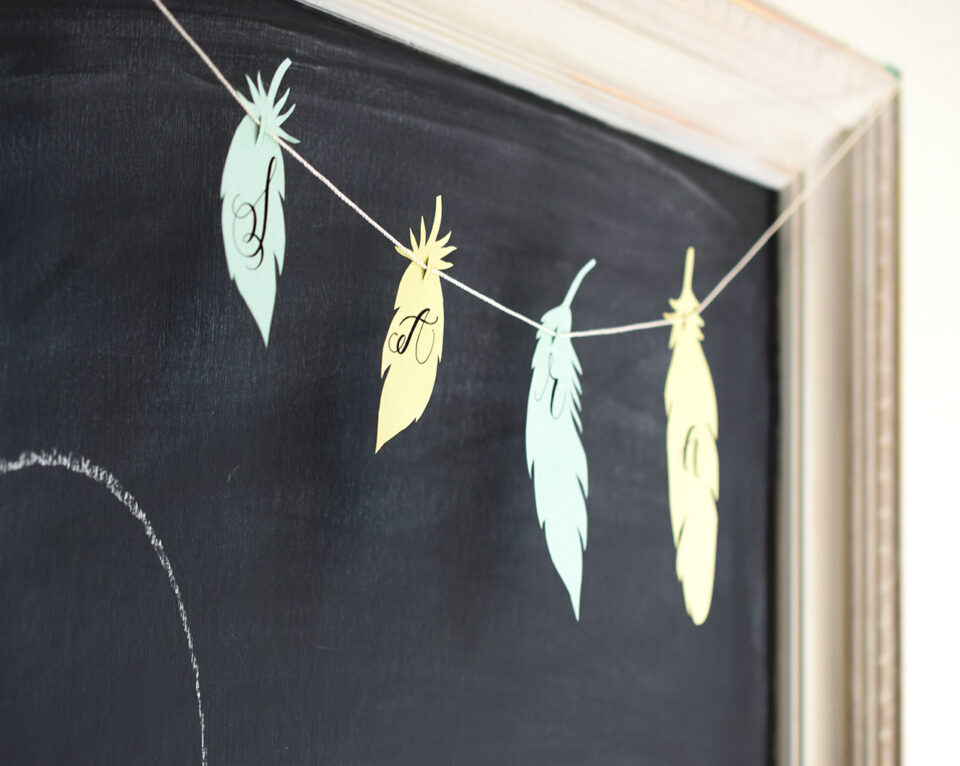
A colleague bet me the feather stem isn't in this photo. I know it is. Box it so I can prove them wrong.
[429,195,443,241]
[561,258,597,308]
[680,247,696,300]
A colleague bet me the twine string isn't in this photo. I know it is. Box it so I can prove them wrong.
[151,0,899,339]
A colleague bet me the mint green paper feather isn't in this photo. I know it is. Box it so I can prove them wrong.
[525,259,596,620]
[220,58,298,346]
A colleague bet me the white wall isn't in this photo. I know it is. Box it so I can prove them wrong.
[765,1,960,763]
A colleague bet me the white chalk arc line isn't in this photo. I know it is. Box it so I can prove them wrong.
[0,449,207,766]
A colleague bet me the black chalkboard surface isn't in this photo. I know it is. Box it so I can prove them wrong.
[0,1,778,764]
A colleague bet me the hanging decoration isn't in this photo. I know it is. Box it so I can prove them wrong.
[376,196,455,452]
[525,259,595,620]
[143,0,888,625]
[663,247,719,626]
[220,58,298,346]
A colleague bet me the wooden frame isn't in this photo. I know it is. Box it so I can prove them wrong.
[299,2,901,763]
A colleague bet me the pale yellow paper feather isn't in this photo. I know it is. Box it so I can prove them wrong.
[664,248,718,626]
[376,196,454,452]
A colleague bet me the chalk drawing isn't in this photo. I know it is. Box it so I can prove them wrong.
[0,449,207,766]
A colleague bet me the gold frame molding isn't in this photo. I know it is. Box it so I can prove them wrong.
[779,100,900,766]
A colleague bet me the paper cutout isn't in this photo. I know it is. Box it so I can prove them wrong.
[376,196,455,452]
[525,259,595,620]
[220,58,298,346]
[664,247,719,626]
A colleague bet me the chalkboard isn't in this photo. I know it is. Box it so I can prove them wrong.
[0,1,778,764]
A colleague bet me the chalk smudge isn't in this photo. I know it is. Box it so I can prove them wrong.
[0,449,207,766]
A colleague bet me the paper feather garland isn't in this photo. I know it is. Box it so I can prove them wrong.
[220,58,298,346]
[525,259,595,620]
[663,247,719,626]
[376,196,455,452]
